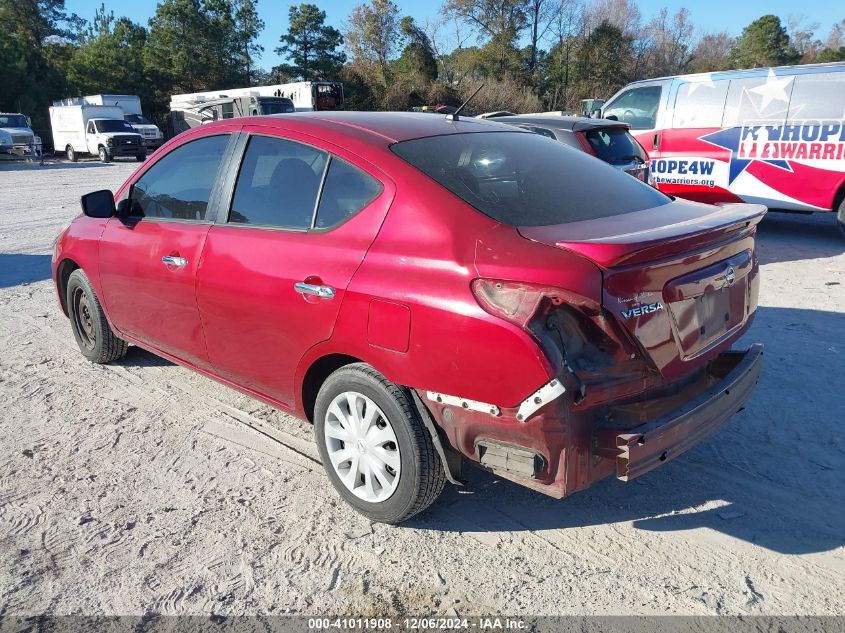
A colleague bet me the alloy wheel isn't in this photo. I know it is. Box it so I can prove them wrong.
[323,391,401,503]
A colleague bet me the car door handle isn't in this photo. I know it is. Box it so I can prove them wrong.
[161,255,188,267]
[294,282,335,298]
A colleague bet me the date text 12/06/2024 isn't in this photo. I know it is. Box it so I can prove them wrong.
[307,617,527,630]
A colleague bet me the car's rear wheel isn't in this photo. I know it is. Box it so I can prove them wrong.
[66,269,127,364]
[98,146,111,163]
[66,145,77,162]
[314,363,446,524]
[837,198,845,239]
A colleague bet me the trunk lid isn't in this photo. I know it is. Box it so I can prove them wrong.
[518,199,765,379]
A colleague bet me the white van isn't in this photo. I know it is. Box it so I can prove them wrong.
[49,104,146,163]
[601,62,845,236]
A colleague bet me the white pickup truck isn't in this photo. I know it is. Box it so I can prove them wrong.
[0,113,42,161]
[49,104,146,163]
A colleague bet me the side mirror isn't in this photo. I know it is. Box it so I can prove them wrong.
[80,190,116,218]
[591,108,602,118]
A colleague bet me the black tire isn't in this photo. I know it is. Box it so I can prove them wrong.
[837,198,845,239]
[66,269,127,364]
[135,152,146,162]
[98,146,111,163]
[314,363,446,524]
[66,145,77,162]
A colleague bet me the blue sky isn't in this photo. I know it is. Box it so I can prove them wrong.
[65,0,838,68]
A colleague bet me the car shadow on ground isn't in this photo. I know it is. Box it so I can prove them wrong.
[0,160,119,171]
[411,305,845,556]
[755,211,844,264]
[114,346,175,368]
[0,253,52,288]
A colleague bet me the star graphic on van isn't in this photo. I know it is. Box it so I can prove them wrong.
[699,126,793,184]
[749,70,794,111]
[698,87,796,185]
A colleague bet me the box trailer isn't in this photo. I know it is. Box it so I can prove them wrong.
[49,103,145,163]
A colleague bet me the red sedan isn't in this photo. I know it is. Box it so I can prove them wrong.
[53,112,764,523]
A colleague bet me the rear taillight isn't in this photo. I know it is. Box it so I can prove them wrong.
[471,279,565,329]
[472,279,637,380]
[574,132,596,156]
[471,279,597,327]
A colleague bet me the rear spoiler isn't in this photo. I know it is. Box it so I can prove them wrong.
[518,202,767,268]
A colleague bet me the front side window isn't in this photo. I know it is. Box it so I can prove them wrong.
[87,121,96,134]
[391,131,669,227]
[229,136,328,228]
[603,86,662,130]
[130,134,229,221]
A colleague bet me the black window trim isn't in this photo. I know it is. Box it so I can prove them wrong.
[122,132,237,225]
[217,131,384,234]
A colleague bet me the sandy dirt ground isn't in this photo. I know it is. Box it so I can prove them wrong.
[0,159,843,618]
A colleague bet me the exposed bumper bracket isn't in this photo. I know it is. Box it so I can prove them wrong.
[426,391,500,416]
[516,378,567,422]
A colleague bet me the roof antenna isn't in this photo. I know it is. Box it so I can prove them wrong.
[447,84,484,122]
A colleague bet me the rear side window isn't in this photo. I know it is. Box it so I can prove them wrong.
[787,72,845,120]
[315,158,382,229]
[672,80,730,128]
[230,135,328,228]
[723,75,793,127]
[603,86,662,130]
[130,134,229,221]
[582,127,646,164]
[391,131,669,227]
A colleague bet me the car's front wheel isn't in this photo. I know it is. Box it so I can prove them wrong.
[66,269,127,364]
[314,364,446,524]
[98,146,111,163]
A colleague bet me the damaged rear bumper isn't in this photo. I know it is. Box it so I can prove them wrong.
[595,344,763,481]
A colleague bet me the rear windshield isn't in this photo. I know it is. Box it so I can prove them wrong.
[260,100,296,114]
[124,114,152,124]
[391,131,668,226]
[583,127,647,164]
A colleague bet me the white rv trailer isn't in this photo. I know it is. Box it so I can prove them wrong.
[170,81,344,113]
